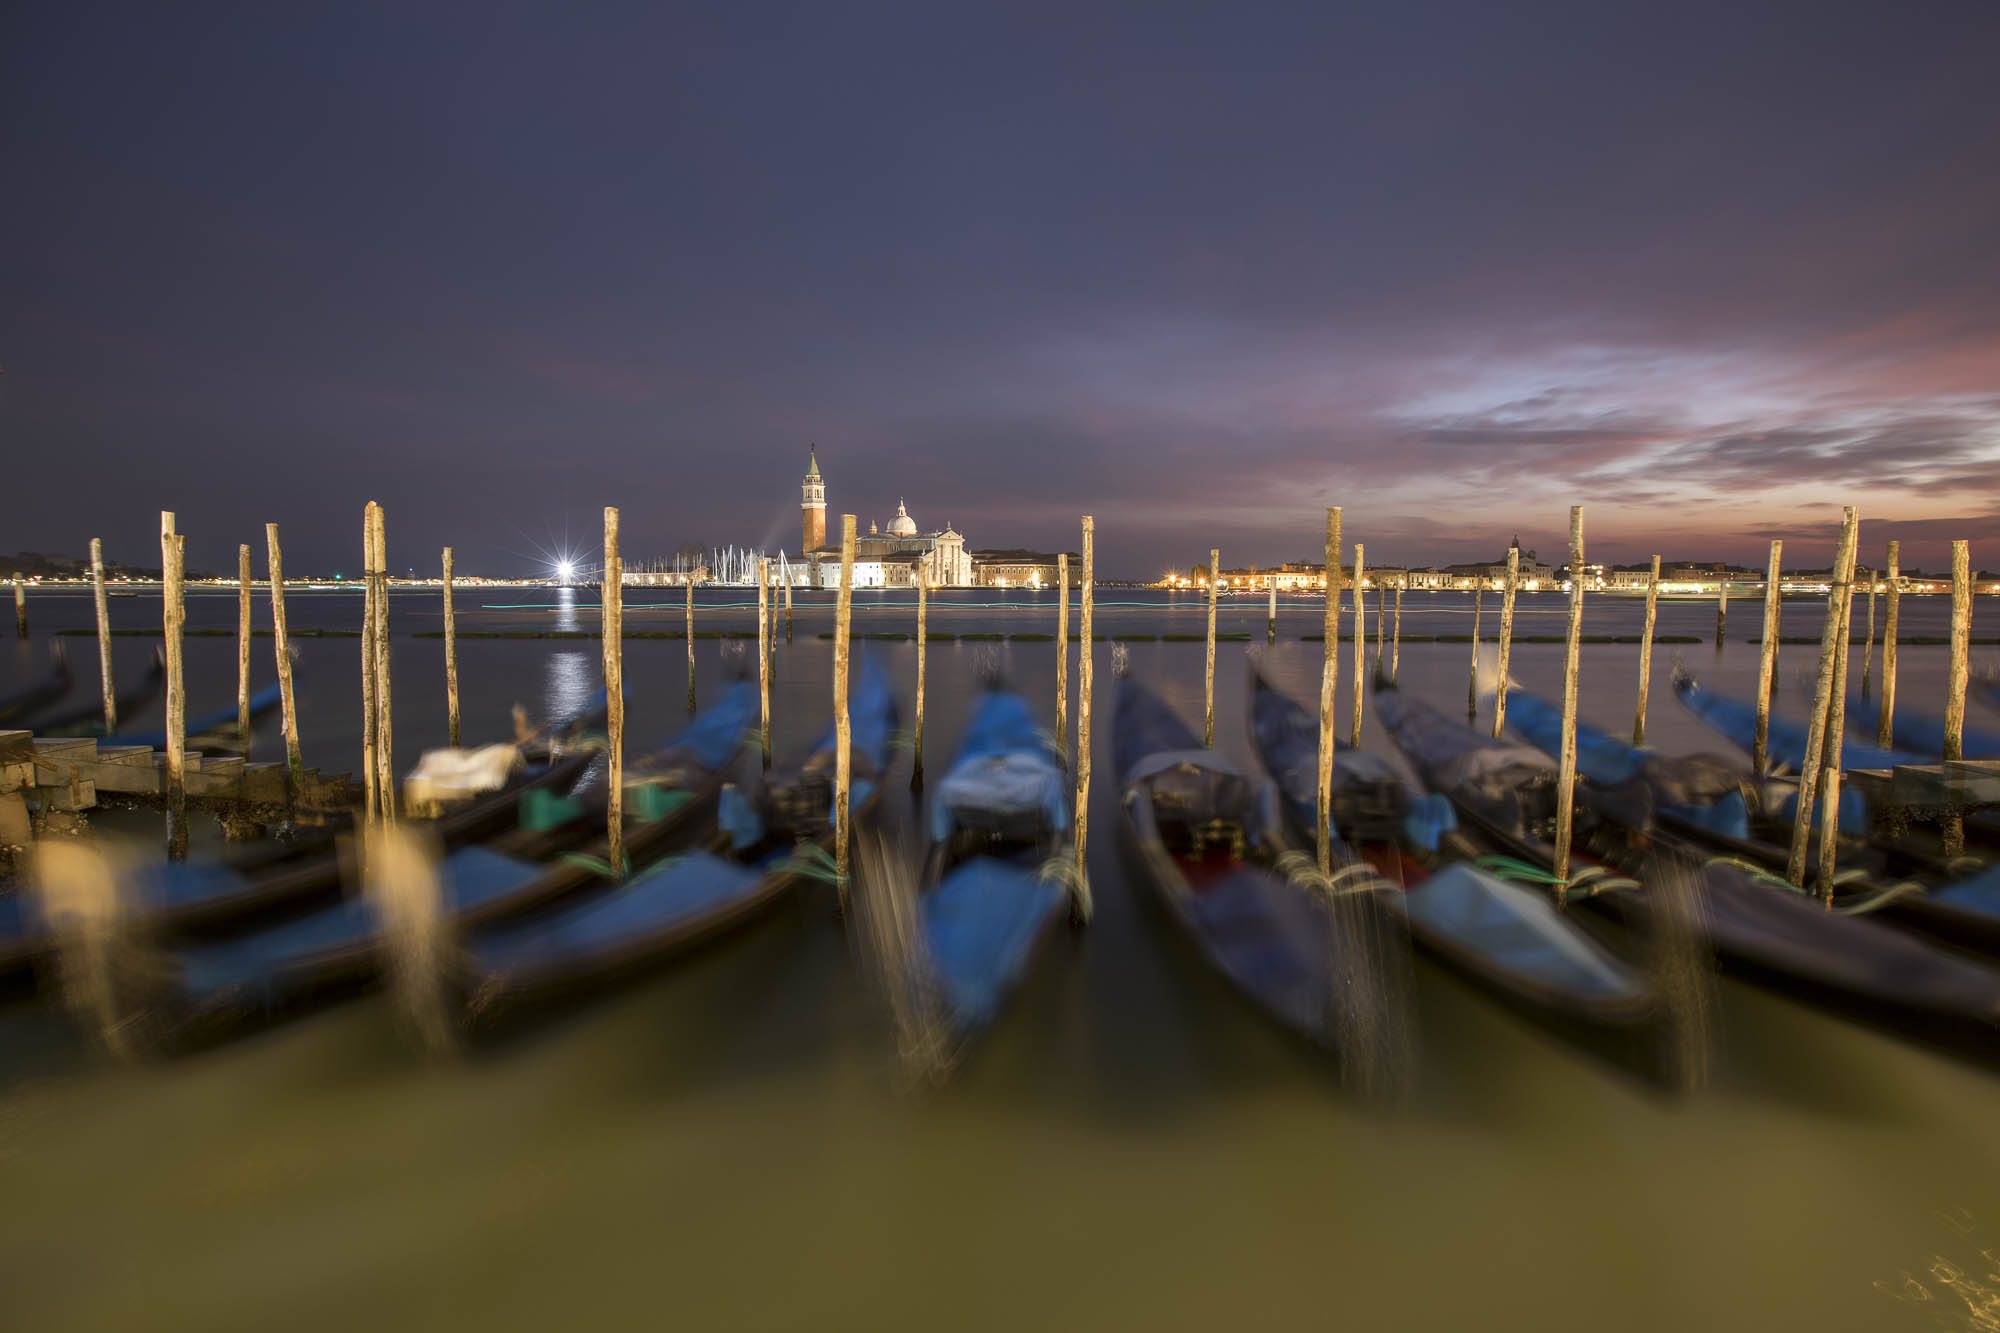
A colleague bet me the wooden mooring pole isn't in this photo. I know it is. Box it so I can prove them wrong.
[1056,552,1069,764]
[360,505,380,823]
[1551,506,1586,895]
[1753,542,1782,773]
[758,556,771,768]
[371,504,394,824]
[603,507,625,875]
[443,547,460,746]
[11,578,23,638]
[234,543,251,741]
[912,565,927,789]
[161,512,188,859]
[1467,584,1483,720]
[1391,584,1403,684]
[1267,579,1277,643]
[1943,539,1972,858]
[784,564,793,643]
[1787,506,1858,887]
[1816,528,1860,900]
[1205,547,1219,748]
[1492,546,1519,739]
[1316,507,1342,875]
[91,539,117,732]
[1861,567,1878,699]
[266,523,303,798]
[1632,555,1661,746]
[1074,515,1094,904]
[685,577,697,715]
[1715,578,1727,647]
[833,515,856,906]
[1351,543,1367,745]
[1878,541,1900,748]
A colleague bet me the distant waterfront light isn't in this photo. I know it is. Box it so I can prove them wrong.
[555,560,575,583]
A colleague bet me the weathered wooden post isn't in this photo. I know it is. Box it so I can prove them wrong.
[758,556,772,768]
[442,547,460,747]
[1715,577,1727,647]
[1205,548,1219,748]
[1816,530,1861,899]
[685,576,697,714]
[1632,555,1661,745]
[784,562,793,642]
[1391,583,1403,684]
[1466,584,1483,720]
[233,543,251,741]
[1943,539,1973,858]
[1492,546,1520,739]
[11,579,23,637]
[1351,543,1367,745]
[1787,506,1859,887]
[1056,552,1070,763]
[266,523,303,798]
[1267,579,1277,643]
[1316,508,1342,875]
[912,564,927,789]
[1753,542,1783,773]
[92,539,118,732]
[1861,567,1878,699]
[161,513,188,859]
[1550,507,1586,894]
[603,507,625,874]
[371,504,394,824]
[833,515,856,905]
[1878,541,1900,747]
[1074,515,1094,901]
[360,505,381,822]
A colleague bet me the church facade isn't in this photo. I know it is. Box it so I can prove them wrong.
[798,448,972,587]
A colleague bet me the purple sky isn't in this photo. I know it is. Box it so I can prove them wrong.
[3,2,1996,578]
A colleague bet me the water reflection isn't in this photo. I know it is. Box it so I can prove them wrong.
[552,586,579,634]
[543,648,594,724]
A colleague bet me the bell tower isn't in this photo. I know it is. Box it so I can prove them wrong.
[801,445,827,553]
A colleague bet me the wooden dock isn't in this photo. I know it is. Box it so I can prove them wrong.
[0,729,358,857]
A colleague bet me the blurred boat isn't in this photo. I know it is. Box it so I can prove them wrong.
[1249,670,1658,1065]
[1117,673,1409,1056]
[1387,679,2000,1057]
[5,691,616,977]
[27,649,165,734]
[108,680,760,1035]
[910,684,1079,1045]
[0,647,71,725]
[441,663,897,1016]
[1844,690,2000,761]
[1501,682,2000,960]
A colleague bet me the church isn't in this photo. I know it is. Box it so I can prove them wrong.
[799,446,971,587]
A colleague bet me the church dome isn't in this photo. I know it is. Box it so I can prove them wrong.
[888,499,918,537]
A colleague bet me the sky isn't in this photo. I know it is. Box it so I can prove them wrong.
[3,1,1997,579]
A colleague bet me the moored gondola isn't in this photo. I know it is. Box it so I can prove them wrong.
[93,679,762,1039]
[432,660,898,1020]
[1249,670,1659,1068]
[1384,680,2000,1059]
[1118,672,1409,1059]
[1500,682,2000,960]
[907,683,1081,1046]
[8,691,619,977]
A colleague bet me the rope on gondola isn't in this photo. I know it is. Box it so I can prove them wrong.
[1038,849,1091,923]
[1700,854,1927,915]
[1472,854,1640,900]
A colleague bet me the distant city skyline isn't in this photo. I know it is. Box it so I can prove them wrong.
[3,4,1995,580]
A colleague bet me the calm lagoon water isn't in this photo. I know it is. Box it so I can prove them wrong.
[2,585,1997,1332]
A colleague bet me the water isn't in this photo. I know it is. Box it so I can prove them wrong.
[3,586,1998,1331]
